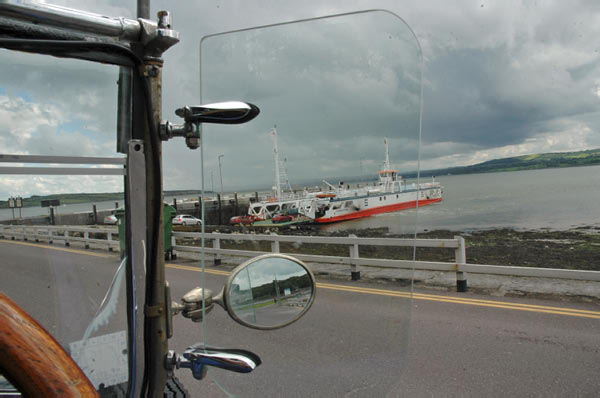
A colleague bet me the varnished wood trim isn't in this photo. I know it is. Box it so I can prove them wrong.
[0,293,99,398]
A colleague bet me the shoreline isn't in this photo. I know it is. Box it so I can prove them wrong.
[201,224,600,272]
[173,224,600,302]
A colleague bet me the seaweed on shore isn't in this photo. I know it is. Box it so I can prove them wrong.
[197,224,600,271]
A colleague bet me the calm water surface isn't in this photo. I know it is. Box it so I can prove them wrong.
[0,194,196,221]
[321,165,600,233]
[3,166,600,232]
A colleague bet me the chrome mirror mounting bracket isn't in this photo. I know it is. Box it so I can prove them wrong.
[174,287,224,322]
[159,101,260,149]
[159,120,201,149]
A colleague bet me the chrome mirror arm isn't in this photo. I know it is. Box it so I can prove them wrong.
[172,287,218,322]
[172,287,225,323]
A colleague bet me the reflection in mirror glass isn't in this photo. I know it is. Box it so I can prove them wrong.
[228,256,314,329]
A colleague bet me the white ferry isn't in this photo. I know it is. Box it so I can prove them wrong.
[244,130,443,224]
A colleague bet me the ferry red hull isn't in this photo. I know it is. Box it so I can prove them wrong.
[314,197,442,224]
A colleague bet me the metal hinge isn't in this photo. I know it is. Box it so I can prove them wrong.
[144,304,163,317]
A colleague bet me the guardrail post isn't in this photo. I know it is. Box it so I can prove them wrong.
[34,227,39,242]
[64,229,70,246]
[213,237,221,265]
[455,235,467,292]
[107,230,113,251]
[48,228,53,244]
[271,233,280,253]
[84,231,90,249]
[23,226,28,241]
[234,192,238,215]
[171,234,177,259]
[349,234,360,280]
[217,194,222,225]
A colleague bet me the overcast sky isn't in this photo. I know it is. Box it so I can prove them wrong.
[2,0,600,198]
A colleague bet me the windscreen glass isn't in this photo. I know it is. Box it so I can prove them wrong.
[193,10,424,396]
[0,51,130,396]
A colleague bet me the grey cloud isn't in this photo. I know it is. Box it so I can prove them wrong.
[0,53,120,155]
[161,10,426,191]
[422,45,600,150]
[4,0,600,197]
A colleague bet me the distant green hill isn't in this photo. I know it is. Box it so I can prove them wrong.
[0,189,205,209]
[409,148,600,178]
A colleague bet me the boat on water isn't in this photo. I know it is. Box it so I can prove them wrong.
[232,128,443,225]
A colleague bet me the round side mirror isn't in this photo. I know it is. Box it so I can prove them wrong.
[223,254,316,330]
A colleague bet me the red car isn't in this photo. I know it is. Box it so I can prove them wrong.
[230,215,260,225]
[272,214,293,223]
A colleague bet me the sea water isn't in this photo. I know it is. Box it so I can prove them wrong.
[320,165,600,233]
[3,165,600,232]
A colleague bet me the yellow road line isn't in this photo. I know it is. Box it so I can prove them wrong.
[0,239,112,258]
[316,283,600,319]
[166,264,600,320]
[166,263,230,276]
[317,282,600,316]
[3,239,597,319]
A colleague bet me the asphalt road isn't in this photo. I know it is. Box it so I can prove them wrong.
[1,240,599,397]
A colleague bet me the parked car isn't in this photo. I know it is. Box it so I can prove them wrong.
[172,214,202,226]
[230,215,262,225]
[272,213,293,223]
[103,214,118,225]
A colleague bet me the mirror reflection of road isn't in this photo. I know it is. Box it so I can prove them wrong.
[238,299,305,328]
[233,290,312,328]
[2,240,599,397]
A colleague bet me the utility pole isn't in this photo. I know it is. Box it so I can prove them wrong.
[218,154,225,196]
[271,127,281,199]
[359,157,365,179]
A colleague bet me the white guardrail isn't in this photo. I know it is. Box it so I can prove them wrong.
[0,225,119,251]
[1,225,599,291]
